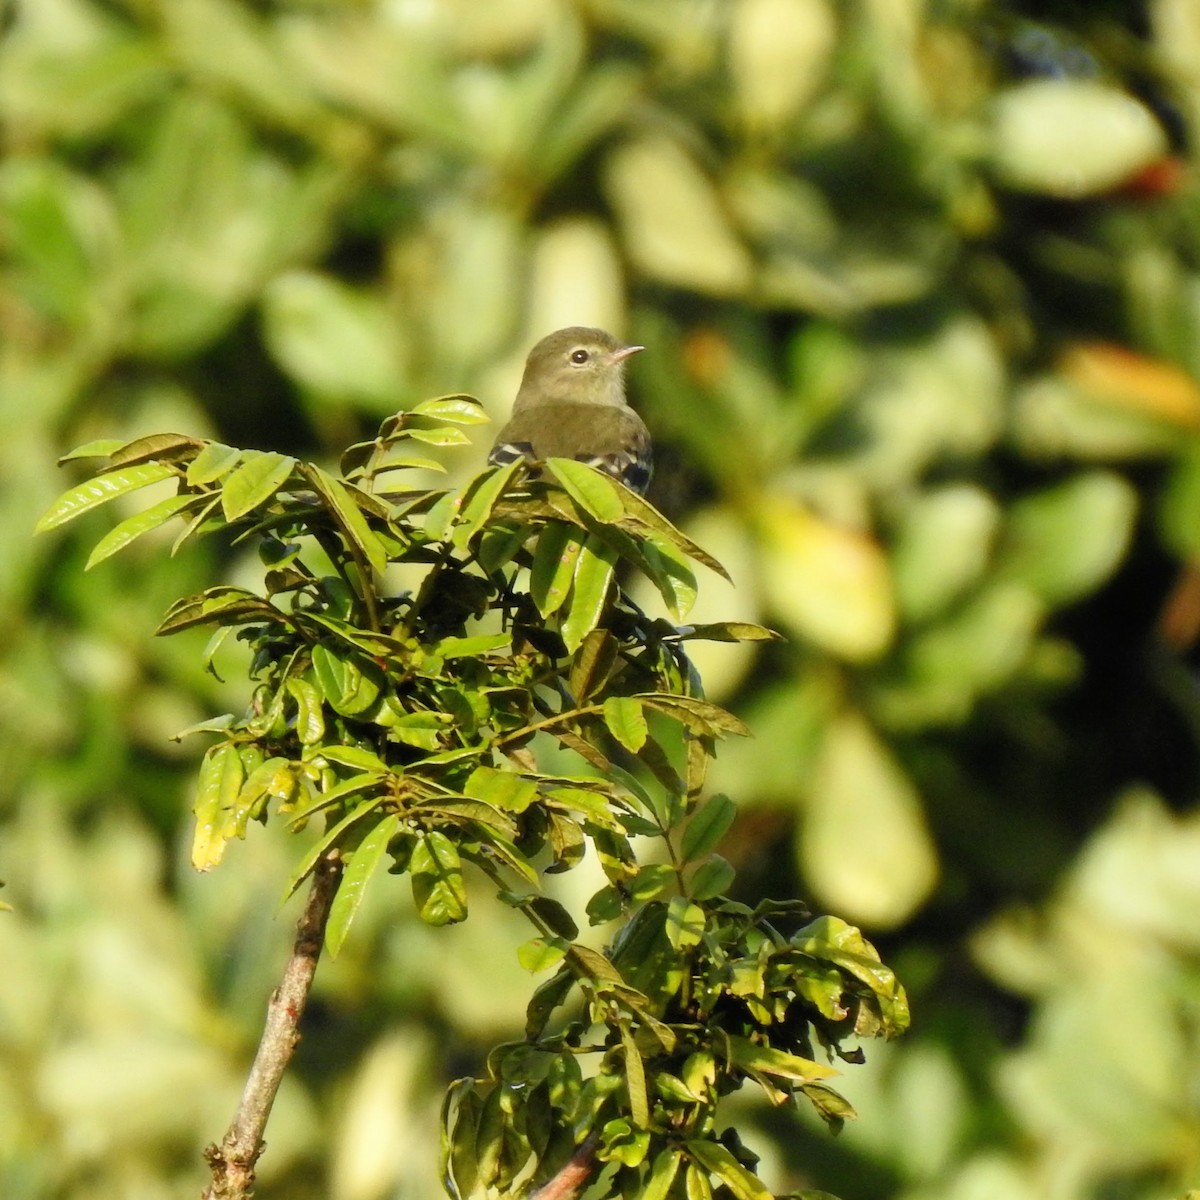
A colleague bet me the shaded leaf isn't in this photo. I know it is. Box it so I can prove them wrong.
[681,793,737,863]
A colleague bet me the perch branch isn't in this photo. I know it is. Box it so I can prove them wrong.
[202,852,343,1199]
[528,1135,601,1200]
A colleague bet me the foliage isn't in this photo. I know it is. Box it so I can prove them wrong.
[37,421,907,1196]
[6,1,1200,1198]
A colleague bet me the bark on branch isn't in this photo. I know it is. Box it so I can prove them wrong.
[202,852,343,1200]
[528,1135,600,1200]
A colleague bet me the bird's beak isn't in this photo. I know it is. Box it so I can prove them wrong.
[606,344,645,366]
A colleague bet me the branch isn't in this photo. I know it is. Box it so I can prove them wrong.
[202,852,343,1200]
[528,1135,600,1200]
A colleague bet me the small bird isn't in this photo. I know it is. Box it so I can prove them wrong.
[488,327,651,495]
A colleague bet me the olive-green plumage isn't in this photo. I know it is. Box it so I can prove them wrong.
[489,327,651,494]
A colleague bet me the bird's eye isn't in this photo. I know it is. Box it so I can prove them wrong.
[570,348,590,364]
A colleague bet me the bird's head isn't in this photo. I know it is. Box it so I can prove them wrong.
[514,326,644,410]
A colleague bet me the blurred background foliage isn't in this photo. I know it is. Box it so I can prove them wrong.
[4,0,1200,1197]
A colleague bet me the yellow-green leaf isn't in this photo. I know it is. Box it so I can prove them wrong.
[85,492,198,569]
[36,461,176,533]
[562,533,617,651]
[603,696,648,752]
[547,457,625,521]
[220,451,296,521]
[411,830,468,925]
[300,463,390,576]
[326,813,400,958]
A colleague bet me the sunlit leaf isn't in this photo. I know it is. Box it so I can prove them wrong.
[36,461,176,533]
[220,451,296,521]
[85,492,198,569]
[517,937,569,973]
[187,441,243,485]
[300,462,390,576]
[326,813,400,957]
[603,696,648,752]
[684,1141,772,1200]
[562,533,617,651]
[530,521,584,617]
[411,830,468,925]
[546,457,625,521]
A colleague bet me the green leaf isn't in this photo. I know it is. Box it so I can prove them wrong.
[526,969,576,1040]
[686,1162,714,1200]
[282,797,388,900]
[36,461,176,533]
[726,1035,839,1082]
[463,766,538,813]
[997,470,1137,606]
[286,678,326,745]
[643,1149,684,1200]
[311,643,382,717]
[641,536,698,620]
[637,693,752,739]
[517,937,569,973]
[300,463,390,576]
[285,771,387,828]
[689,855,736,901]
[561,533,617,652]
[566,942,625,985]
[547,457,625,521]
[308,744,387,772]
[406,424,471,446]
[799,1082,858,1132]
[677,622,782,643]
[367,448,447,475]
[156,586,285,636]
[629,863,676,902]
[187,441,243,485]
[109,433,205,467]
[220,451,296,521]
[681,793,736,863]
[615,489,732,582]
[570,629,618,702]
[530,521,585,617]
[527,896,579,939]
[326,813,400,957]
[411,393,490,423]
[191,743,244,871]
[665,896,706,949]
[435,633,512,658]
[621,1024,650,1129]
[441,1078,482,1200]
[85,492,198,569]
[451,462,519,550]
[603,696,648,752]
[57,438,125,463]
[685,1142,773,1200]
[544,786,621,827]
[411,830,468,925]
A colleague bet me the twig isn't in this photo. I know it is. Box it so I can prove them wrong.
[528,1135,601,1200]
[202,852,343,1199]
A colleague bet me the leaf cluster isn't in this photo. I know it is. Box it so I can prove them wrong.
[38,408,904,1199]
